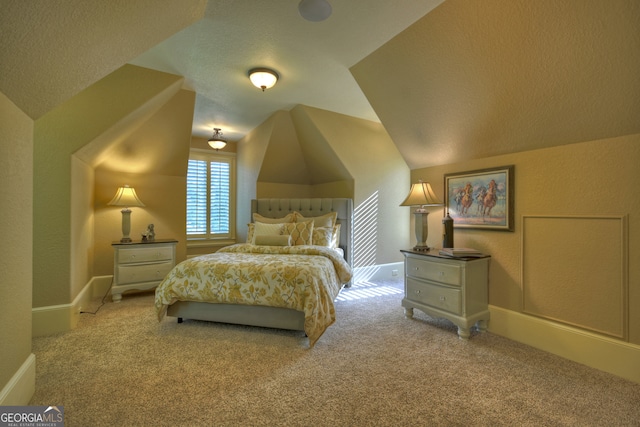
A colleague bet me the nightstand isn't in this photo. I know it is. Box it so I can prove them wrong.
[400,249,490,339]
[111,239,177,302]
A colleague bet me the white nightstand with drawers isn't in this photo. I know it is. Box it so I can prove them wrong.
[401,249,490,339]
[111,239,177,302]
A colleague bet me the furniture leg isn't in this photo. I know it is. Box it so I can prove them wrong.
[457,326,471,340]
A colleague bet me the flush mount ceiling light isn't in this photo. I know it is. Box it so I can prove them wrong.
[248,68,279,91]
[207,128,227,150]
[298,0,332,22]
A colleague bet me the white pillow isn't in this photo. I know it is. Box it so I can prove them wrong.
[294,211,337,228]
[253,213,294,224]
[251,222,284,244]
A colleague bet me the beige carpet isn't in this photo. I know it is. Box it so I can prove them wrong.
[31,278,640,426]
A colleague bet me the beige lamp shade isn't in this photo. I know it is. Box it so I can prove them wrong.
[108,185,145,208]
[400,181,442,210]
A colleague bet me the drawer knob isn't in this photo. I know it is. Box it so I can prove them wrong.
[415,290,421,295]
[439,296,446,301]
[439,271,445,276]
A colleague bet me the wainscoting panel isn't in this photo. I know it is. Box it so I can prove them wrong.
[522,215,627,339]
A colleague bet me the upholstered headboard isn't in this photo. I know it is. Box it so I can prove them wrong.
[251,198,353,266]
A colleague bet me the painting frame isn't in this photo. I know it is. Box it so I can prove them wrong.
[444,165,514,231]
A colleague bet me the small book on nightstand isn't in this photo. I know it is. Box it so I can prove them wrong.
[439,247,483,257]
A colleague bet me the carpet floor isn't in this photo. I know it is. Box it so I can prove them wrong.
[30,278,640,426]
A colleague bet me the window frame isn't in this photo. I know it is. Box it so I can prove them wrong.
[186,148,236,246]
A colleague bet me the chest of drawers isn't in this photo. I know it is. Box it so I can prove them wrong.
[401,249,490,339]
[111,239,178,302]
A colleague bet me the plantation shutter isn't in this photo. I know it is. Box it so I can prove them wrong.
[186,159,208,235]
[209,161,230,233]
[186,153,234,239]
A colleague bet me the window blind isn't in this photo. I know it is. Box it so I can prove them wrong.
[186,157,232,237]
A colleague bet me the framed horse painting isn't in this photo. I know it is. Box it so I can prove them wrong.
[444,165,514,231]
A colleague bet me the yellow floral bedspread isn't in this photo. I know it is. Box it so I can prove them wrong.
[155,243,353,347]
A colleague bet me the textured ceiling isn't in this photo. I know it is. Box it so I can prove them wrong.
[353,0,640,168]
[3,0,637,171]
[0,0,207,120]
[129,0,445,141]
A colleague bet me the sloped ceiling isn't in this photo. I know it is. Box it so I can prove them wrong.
[257,107,352,185]
[129,0,445,141]
[73,65,188,174]
[3,0,638,172]
[0,0,206,120]
[351,0,640,169]
[258,111,311,184]
[291,105,357,184]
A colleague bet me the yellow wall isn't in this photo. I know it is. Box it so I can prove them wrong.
[292,105,410,267]
[70,157,95,300]
[412,134,640,345]
[0,91,34,400]
[92,88,195,276]
[237,106,410,267]
[32,65,186,308]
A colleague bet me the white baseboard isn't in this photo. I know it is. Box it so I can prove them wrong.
[32,275,112,337]
[0,353,35,405]
[488,305,640,384]
[353,262,403,283]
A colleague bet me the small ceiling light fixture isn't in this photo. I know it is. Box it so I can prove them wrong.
[207,128,227,150]
[248,68,279,91]
[298,0,332,22]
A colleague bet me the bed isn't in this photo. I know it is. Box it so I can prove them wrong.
[155,198,354,346]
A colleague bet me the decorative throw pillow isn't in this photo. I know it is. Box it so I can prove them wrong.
[331,223,341,249]
[283,221,314,246]
[294,211,337,229]
[253,213,294,224]
[246,223,255,243]
[312,227,333,247]
[254,234,292,246]
[251,222,284,244]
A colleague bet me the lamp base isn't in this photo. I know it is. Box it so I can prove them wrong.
[120,208,133,243]
[413,211,431,252]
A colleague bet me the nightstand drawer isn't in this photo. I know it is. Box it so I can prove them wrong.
[117,261,174,285]
[406,278,462,315]
[117,246,174,264]
[406,256,462,286]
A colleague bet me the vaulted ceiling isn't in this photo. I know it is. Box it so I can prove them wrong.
[2,0,639,170]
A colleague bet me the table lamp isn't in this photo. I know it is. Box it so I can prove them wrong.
[108,185,145,243]
[400,180,443,251]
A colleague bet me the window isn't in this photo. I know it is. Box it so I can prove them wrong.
[186,150,235,241]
